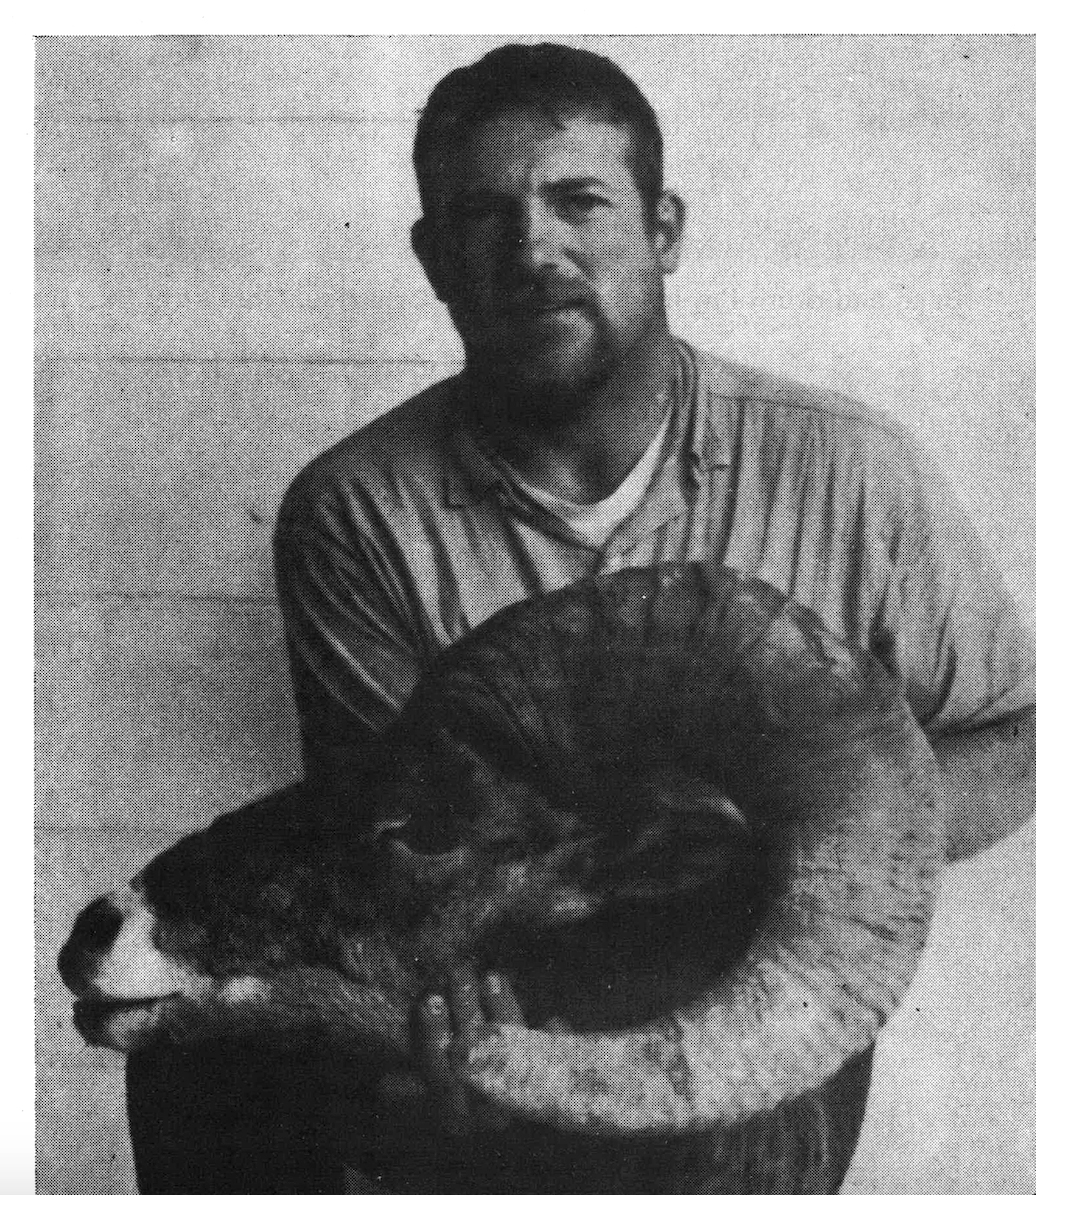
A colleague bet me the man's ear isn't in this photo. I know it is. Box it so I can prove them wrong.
[411,217,451,304]
[652,192,685,275]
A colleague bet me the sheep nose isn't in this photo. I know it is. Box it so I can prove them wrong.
[58,895,125,995]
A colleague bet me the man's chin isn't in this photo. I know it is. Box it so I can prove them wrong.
[471,348,610,410]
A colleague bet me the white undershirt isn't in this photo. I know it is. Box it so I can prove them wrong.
[496,405,675,549]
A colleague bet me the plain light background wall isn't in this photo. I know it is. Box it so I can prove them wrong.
[36,34,1034,1194]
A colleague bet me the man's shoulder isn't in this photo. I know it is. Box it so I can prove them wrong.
[280,373,459,523]
[688,346,945,522]
[691,346,911,456]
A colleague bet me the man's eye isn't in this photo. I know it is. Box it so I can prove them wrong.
[562,193,607,216]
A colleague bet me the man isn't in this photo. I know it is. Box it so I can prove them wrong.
[128,42,1034,1193]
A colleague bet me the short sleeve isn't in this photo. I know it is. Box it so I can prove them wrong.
[274,483,424,790]
[871,432,1034,736]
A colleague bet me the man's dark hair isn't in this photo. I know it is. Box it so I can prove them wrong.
[414,43,664,222]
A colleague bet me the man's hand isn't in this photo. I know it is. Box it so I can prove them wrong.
[412,966,526,1136]
[371,966,528,1150]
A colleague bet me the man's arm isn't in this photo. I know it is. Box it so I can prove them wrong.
[933,706,1035,862]
[275,462,538,1140]
[274,475,425,794]
[867,426,1035,860]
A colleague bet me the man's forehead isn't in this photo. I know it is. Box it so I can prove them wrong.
[437,111,637,198]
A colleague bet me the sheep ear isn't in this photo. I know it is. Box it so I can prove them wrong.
[588,776,750,903]
[378,836,476,888]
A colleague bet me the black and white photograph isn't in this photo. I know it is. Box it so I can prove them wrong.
[35,33,1035,1194]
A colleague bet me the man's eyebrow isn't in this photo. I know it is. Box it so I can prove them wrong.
[450,178,613,201]
[546,177,614,194]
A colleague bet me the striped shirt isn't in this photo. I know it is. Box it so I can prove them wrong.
[275,341,1034,785]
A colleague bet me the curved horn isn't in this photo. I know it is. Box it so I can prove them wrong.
[445,565,945,1134]
[463,710,941,1133]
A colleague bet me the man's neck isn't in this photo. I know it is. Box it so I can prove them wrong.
[465,327,681,505]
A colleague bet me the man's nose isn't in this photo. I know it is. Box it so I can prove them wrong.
[511,201,568,274]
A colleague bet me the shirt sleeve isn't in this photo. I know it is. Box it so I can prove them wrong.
[869,429,1034,737]
[274,479,425,792]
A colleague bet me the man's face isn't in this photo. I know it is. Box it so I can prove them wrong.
[414,111,682,404]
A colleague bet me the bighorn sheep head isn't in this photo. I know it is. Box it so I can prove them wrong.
[60,563,943,1140]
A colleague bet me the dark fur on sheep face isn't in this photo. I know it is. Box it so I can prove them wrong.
[60,562,943,1166]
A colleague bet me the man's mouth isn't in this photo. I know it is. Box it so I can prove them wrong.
[514,302,591,327]
[510,294,590,318]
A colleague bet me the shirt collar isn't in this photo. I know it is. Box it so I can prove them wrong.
[442,339,731,510]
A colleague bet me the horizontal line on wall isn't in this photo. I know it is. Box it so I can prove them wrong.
[38,258,424,267]
[38,114,407,125]
[37,591,280,606]
[35,353,456,367]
